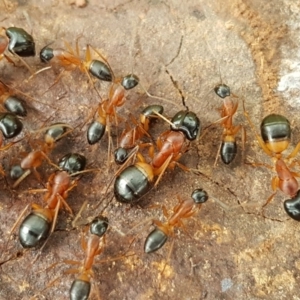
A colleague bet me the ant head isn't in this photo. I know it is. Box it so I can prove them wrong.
[90,215,109,237]
[10,164,25,180]
[0,113,23,138]
[191,189,208,204]
[114,147,129,165]
[40,46,54,63]
[214,83,230,99]
[121,74,139,90]
[170,110,201,141]
[58,153,86,174]
[6,27,35,57]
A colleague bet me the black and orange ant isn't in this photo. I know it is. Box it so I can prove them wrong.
[144,188,208,253]
[244,110,300,220]
[10,123,72,187]
[114,104,164,165]
[68,215,108,300]
[113,110,200,204]
[39,40,112,85]
[86,68,139,145]
[212,83,244,165]
[14,153,87,249]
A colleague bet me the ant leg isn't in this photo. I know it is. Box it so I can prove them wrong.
[214,141,222,167]
[160,236,175,277]
[12,169,31,188]
[72,200,88,228]
[57,194,73,215]
[198,116,229,141]
[153,155,173,187]
[244,159,273,170]
[32,199,61,263]
[40,69,66,95]
[241,126,246,163]
[286,141,300,160]
[262,192,277,218]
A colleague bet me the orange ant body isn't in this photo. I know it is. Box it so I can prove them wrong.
[244,111,300,220]
[144,189,208,253]
[17,153,87,249]
[114,110,200,204]
[40,42,112,84]
[87,72,139,145]
[212,84,243,165]
[10,123,72,187]
[68,216,108,300]
[18,171,77,248]
[114,104,164,165]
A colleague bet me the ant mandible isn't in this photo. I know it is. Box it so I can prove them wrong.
[244,109,300,220]
[113,110,201,204]
[114,104,164,165]
[144,188,208,253]
[10,123,72,187]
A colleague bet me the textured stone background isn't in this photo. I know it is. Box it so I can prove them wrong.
[1,0,300,299]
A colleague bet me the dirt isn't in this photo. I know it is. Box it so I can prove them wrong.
[1,0,300,300]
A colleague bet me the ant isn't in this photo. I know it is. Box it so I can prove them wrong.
[113,109,200,204]
[212,83,244,165]
[244,109,300,220]
[40,41,113,87]
[86,68,139,145]
[68,215,108,300]
[0,26,35,71]
[10,123,73,187]
[144,188,208,253]
[0,80,27,116]
[15,153,87,249]
[114,104,164,165]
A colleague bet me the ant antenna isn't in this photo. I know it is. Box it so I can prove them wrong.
[165,68,188,110]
